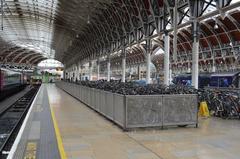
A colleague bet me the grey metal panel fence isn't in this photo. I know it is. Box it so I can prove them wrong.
[56,82,198,130]
[88,87,91,106]
[99,90,104,114]
[84,86,87,105]
[80,86,84,101]
[162,95,198,126]
[85,87,88,105]
[78,85,81,100]
[96,90,100,111]
[87,87,91,106]
[105,92,114,120]
[92,88,96,109]
[70,84,73,95]
[86,87,89,105]
[89,88,94,108]
[72,84,75,96]
[125,95,163,128]
[101,91,107,115]
[73,84,77,97]
[113,94,125,127]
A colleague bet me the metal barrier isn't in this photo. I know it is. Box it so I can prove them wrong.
[125,95,163,128]
[162,95,198,126]
[56,81,198,130]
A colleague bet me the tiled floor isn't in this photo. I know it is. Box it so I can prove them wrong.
[47,84,240,159]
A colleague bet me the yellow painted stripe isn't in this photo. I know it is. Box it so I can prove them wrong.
[50,106,67,159]
[24,141,37,159]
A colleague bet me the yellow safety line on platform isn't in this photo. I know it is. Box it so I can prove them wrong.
[50,106,67,159]
[24,141,37,159]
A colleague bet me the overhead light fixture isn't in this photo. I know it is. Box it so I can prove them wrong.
[87,15,90,24]
[214,23,219,29]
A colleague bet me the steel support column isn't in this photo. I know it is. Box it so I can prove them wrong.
[97,60,100,80]
[164,33,170,86]
[75,65,78,82]
[192,20,199,89]
[72,66,74,81]
[146,53,151,84]
[80,65,83,81]
[89,61,92,81]
[146,39,151,84]
[173,0,178,62]
[122,49,126,83]
[212,55,216,72]
[138,65,141,80]
[107,57,111,82]
[78,62,81,80]
[66,69,68,80]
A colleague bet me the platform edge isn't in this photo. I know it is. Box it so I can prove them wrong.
[6,85,42,159]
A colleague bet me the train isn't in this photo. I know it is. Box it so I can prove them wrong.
[0,68,28,101]
[173,72,240,88]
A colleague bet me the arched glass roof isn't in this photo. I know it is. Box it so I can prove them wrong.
[0,0,239,68]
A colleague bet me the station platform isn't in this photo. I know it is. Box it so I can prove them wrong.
[9,84,240,159]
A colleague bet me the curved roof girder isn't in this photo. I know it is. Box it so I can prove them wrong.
[201,22,224,52]
[13,51,41,64]
[63,0,221,65]
[0,0,239,68]
[27,54,45,64]
[32,57,48,65]
[11,50,31,63]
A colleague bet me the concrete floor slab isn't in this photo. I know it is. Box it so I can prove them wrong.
[47,84,240,159]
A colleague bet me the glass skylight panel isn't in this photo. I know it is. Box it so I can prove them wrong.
[0,0,58,61]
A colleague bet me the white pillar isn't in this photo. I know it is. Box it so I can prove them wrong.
[78,63,81,80]
[97,61,100,80]
[164,33,170,86]
[138,65,141,80]
[70,67,71,80]
[107,58,111,82]
[89,61,92,81]
[192,20,199,89]
[75,65,78,82]
[80,65,83,81]
[173,0,178,62]
[122,55,126,83]
[66,69,68,79]
[212,65,216,72]
[146,53,151,84]
[212,54,216,72]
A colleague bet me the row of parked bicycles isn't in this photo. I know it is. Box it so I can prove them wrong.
[66,79,240,119]
[199,88,240,119]
[76,80,197,95]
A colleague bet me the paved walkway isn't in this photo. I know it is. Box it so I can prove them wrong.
[13,85,60,159]
[48,84,240,159]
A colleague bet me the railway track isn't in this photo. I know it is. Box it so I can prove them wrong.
[0,86,40,159]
